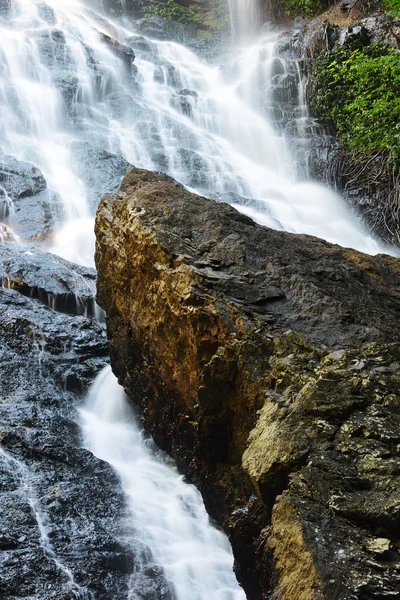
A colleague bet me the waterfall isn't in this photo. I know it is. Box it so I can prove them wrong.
[0,0,389,262]
[80,367,246,600]
[228,0,262,41]
[0,1,396,597]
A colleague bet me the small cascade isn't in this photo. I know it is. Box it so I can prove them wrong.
[228,0,262,41]
[80,366,246,600]
[0,447,93,600]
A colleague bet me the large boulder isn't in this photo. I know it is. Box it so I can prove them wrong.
[95,168,400,600]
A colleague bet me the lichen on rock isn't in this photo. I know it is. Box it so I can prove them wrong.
[95,167,400,599]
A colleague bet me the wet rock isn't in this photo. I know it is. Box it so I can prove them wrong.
[132,16,171,40]
[95,168,400,600]
[0,244,97,316]
[1,240,178,598]
[0,153,47,200]
[131,16,190,43]
[100,33,135,69]
[170,93,194,118]
[0,243,135,599]
[34,29,73,70]
[153,62,182,87]
[37,2,56,24]
[0,152,59,241]
[70,141,131,212]
[176,148,209,188]
[0,0,11,17]
[125,34,156,53]
[51,71,79,109]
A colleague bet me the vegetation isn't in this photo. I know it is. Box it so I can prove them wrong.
[311,42,400,164]
[203,0,230,31]
[282,0,327,17]
[383,0,400,16]
[143,0,202,27]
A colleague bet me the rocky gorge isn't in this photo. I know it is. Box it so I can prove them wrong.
[0,0,399,598]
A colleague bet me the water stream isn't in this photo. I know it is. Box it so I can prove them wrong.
[0,0,387,263]
[0,0,393,597]
[80,366,246,600]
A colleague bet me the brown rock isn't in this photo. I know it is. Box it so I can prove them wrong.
[95,168,400,599]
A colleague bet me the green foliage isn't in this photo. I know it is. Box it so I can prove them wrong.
[383,0,400,16]
[203,0,230,31]
[311,43,400,164]
[282,0,326,17]
[144,0,202,27]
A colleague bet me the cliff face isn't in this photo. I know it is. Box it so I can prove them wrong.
[95,168,400,600]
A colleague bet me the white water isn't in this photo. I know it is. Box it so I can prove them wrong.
[228,0,262,40]
[0,1,393,596]
[0,0,389,264]
[0,446,93,599]
[80,366,246,600]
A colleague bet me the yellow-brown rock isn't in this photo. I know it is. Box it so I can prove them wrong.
[95,168,400,600]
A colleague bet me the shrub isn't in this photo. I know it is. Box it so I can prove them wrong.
[310,43,400,164]
[143,0,202,27]
[282,0,327,17]
[383,0,400,16]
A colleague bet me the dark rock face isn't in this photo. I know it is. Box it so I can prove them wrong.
[0,152,59,241]
[0,153,47,200]
[0,0,11,18]
[99,33,135,69]
[0,244,98,316]
[0,243,136,599]
[95,168,400,600]
[70,142,132,213]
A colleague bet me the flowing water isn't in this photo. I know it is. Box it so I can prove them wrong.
[0,0,388,264]
[0,0,393,597]
[80,366,246,600]
[228,0,262,40]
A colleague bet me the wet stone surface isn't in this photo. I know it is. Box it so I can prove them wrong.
[0,241,179,600]
[0,285,134,599]
[0,241,127,599]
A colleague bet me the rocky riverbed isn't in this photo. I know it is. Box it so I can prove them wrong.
[0,244,137,599]
[95,168,400,600]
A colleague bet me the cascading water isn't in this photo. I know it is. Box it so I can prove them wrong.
[0,1,395,597]
[0,0,389,263]
[228,0,262,40]
[80,366,246,600]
